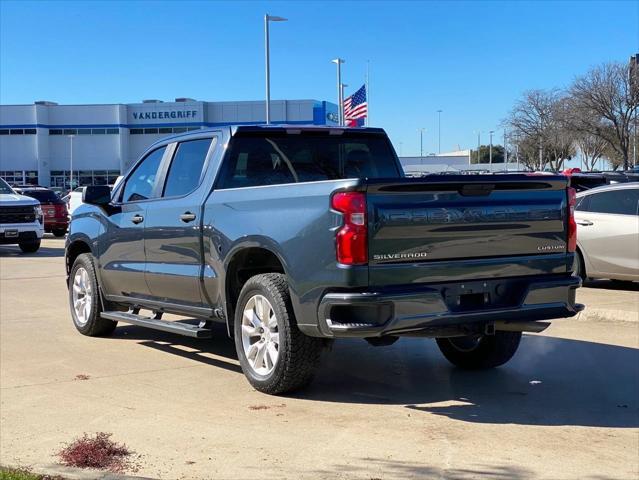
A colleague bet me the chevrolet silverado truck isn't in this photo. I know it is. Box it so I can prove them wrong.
[1,177,44,252]
[65,125,583,394]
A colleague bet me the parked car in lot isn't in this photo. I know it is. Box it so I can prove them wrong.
[13,186,69,237]
[0,178,43,252]
[573,183,639,282]
[65,125,583,394]
[62,187,85,215]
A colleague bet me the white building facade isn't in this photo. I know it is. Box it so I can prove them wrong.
[0,98,338,187]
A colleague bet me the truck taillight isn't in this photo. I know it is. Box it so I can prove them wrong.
[331,192,367,265]
[55,204,68,216]
[567,187,577,253]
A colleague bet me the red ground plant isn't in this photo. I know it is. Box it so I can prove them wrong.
[57,432,134,473]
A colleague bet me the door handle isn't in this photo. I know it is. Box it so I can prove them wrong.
[180,212,197,223]
[576,220,593,226]
[131,214,144,224]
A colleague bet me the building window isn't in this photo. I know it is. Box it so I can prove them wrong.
[127,126,202,135]
[49,129,62,135]
[78,129,91,135]
[106,128,119,134]
[49,169,121,189]
[63,129,77,135]
[91,129,106,135]
[0,129,38,135]
[0,170,38,185]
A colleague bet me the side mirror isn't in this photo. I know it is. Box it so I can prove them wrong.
[82,185,111,206]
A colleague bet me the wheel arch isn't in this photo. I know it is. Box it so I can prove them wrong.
[223,243,289,337]
[65,238,94,280]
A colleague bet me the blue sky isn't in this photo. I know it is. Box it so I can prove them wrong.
[1,0,637,156]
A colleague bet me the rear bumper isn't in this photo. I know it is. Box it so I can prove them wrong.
[315,275,583,338]
[44,218,69,230]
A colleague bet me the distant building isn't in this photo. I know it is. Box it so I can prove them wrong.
[0,98,338,187]
[399,150,471,174]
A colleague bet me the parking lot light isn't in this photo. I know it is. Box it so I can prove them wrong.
[264,14,288,125]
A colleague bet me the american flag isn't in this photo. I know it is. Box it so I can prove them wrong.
[344,84,367,127]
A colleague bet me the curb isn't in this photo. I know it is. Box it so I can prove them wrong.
[3,463,156,480]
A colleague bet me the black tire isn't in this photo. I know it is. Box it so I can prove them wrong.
[234,273,323,395]
[52,228,67,237]
[69,253,117,337]
[436,331,522,369]
[573,249,586,281]
[18,239,41,253]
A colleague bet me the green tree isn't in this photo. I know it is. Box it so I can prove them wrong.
[471,145,505,164]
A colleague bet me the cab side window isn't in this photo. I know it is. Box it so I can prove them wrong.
[162,138,214,197]
[122,147,166,202]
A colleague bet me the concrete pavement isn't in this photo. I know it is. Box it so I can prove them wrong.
[1,238,638,479]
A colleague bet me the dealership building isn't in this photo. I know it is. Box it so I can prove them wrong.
[0,98,338,187]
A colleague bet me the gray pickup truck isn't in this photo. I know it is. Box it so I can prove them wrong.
[66,125,583,394]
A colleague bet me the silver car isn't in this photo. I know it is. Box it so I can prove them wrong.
[574,182,639,282]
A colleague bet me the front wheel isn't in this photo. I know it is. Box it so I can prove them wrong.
[69,253,117,337]
[234,273,323,395]
[436,331,522,369]
[19,239,41,253]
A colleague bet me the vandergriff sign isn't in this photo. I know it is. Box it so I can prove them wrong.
[127,103,203,124]
[132,110,197,120]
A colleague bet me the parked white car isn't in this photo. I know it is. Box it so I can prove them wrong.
[574,183,639,282]
[63,188,85,215]
[0,177,44,252]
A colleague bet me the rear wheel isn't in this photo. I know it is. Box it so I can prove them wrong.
[573,249,586,281]
[19,239,40,253]
[52,228,67,237]
[69,253,117,336]
[234,273,323,395]
[436,331,522,369]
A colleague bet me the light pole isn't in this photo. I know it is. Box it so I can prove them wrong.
[475,130,481,164]
[436,109,443,154]
[68,134,75,189]
[331,58,345,125]
[340,83,348,123]
[489,130,494,165]
[503,130,508,164]
[264,14,287,125]
[418,128,426,160]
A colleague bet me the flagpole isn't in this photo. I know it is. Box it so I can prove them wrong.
[365,60,370,126]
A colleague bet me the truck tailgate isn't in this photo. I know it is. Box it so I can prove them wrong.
[366,175,570,285]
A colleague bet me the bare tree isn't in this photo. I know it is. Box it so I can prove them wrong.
[504,89,574,171]
[568,62,638,170]
[573,132,608,170]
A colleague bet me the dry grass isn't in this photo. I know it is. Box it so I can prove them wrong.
[57,432,135,473]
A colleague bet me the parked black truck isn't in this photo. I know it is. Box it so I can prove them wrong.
[65,125,583,394]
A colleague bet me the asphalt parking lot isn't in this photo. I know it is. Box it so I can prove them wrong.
[1,237,638,480]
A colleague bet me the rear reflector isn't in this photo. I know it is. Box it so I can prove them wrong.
[567,187,577,253]
[331,192,367,265]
